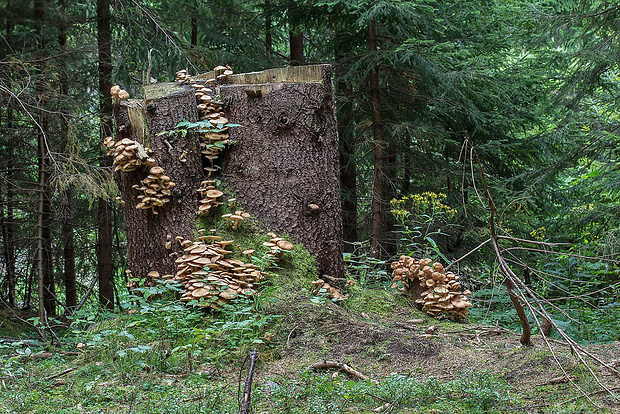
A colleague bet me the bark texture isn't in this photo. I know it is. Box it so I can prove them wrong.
[114,83,201,277]
[219,65,344,279]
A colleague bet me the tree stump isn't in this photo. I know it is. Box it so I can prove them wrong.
[114,65,344,282]
[199,65,344,280]
[113,83,201,277]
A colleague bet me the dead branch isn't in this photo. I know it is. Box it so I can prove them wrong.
[308,360,377,384]
[239,349,259,414]
[44,367,76,381]
[468,141,620,404]
[445,238,491,271]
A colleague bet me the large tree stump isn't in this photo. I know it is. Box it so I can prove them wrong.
[113,83,201,277]
[196,65,344,280]
[114,65,344,282]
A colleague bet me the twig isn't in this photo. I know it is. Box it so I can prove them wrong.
[44,367,76,381]
[559,387,620,406]
[445,238,491,271]
[308,360,377,384]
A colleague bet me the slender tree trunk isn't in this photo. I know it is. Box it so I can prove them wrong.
[401,135,411,195]
[289,31,304,66]
[58,0,76,311]
[190,3,197,48]
[368,21,386,258]
[265,0,272,57]
[35,0,55,320]
[289,9,304,67]
[2,0,16,307]
[335,35,358,247]
[97,0,114,310]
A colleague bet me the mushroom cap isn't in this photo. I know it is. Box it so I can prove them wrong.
[206,189,223,198]
[276,240,294,251]
[150,166,164,175]
[110,85,121,96]
[118,90,130,100]
[147,271,160,278]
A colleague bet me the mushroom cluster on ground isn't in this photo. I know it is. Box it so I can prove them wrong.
[154,230,264,309]
[132,166,175,213]
[391,256,472,320]
[311,279,348,301]
[104,136,153,172]
[196,180,223,216]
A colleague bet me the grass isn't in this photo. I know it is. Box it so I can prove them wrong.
[1,213,618,412]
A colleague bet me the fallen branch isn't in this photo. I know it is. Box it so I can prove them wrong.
[45,367,76,381]
[308,360,377,384]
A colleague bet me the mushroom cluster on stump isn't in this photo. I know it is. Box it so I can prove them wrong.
[175,66,233,170]
[152,230,265,309]
[196,180,223,216]
[110,84,129,104]
[391,256,472,320]
[263,232,295,261]
[132,166,176,214]
[104,137,153,172]
[311,279,348,301]
[222,210,251,230]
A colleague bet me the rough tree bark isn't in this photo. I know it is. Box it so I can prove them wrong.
[207,64,344,280]
[97,0,114,309]
[113,83,201,277]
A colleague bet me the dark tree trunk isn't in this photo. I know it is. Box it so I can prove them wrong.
[368,21,386,258]
[214,65,344,280]
[35,0,55,320]
[265,0,272,57]
[113,83,201,277]
[58,0,76,311]
[334,38,358,247]
[2,0,16,307]
[401,135,411,196]
[190,3,197,48]
[97,0,114,309]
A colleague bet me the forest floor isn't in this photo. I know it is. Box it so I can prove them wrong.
[1,294,619,413]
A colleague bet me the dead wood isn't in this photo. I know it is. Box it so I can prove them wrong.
[308,360,376,384]
[239,349,259,414]
[44,367,76,381]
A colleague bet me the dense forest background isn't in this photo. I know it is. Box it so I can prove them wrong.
[1,0,619,342]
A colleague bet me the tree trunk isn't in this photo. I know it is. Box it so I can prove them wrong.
[2,0,16,307]
[265,0,272,57]
[210,65,344,280]
[368,21,386,258]
[113,83,201,277]
[35,0,55,320]
[97,0,114,309]
[289,31,304,66]
[58,0,76,311]
[190,2,197,48]
[335,30,358,248]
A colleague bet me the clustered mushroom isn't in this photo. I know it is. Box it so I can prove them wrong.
[104,136,154,172]
[196,180,224,216]
[157,230,264,309]
[222,210,251,230]
[391,257,472,320]
[133,166,176,213]
[110,85,129,104]
[311,279,348,301]
[262,232,295,261]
